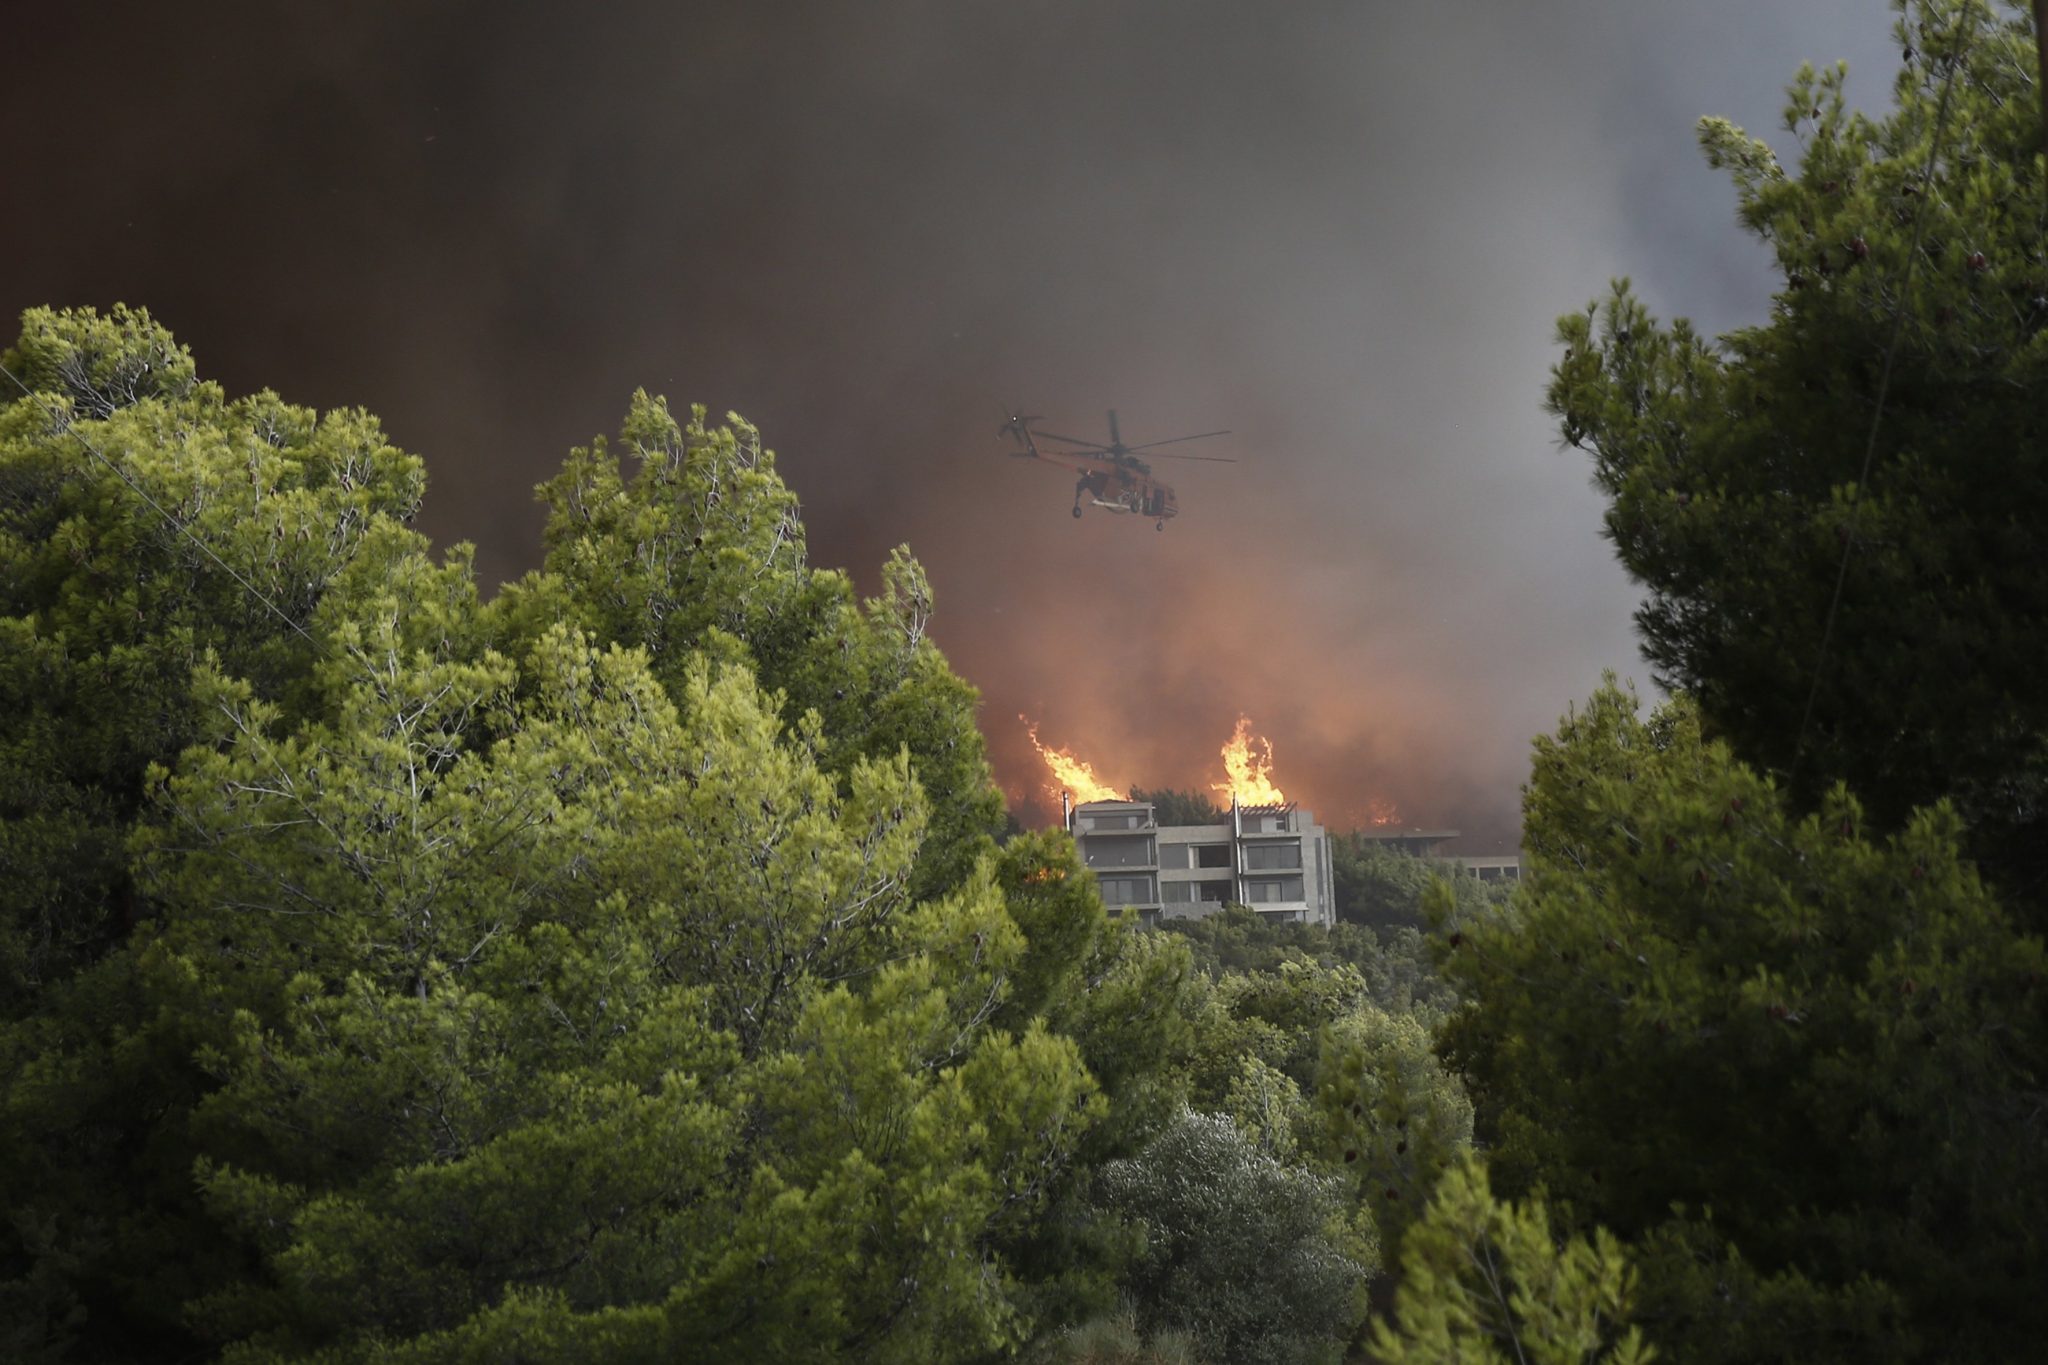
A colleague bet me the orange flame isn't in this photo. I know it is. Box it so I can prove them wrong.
[1212,714,1287,806]
[1021,715,1124,804]
[1361,797,1401,827]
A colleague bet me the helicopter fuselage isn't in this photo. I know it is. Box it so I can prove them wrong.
[1000,415,1180,525]
[1072,457,1176,519]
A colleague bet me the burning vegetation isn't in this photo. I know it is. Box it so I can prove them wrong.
[1212,714,1286,806]
[1021,715,1125,804]
[1021,711,1402,828]
[1359,797,1401,827]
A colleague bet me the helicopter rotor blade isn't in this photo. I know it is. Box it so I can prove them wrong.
[1127,429,1231,451]
[997,407,1044,440]
[1141,450,1237,464]
[1107,409,1123,448]
[1031,430,1112,451]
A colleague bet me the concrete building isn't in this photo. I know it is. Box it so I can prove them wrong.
[1067,797,1337,929]
[1349,829,1459,859]
[1452,854,1523,884]
[1333,827,1519,883]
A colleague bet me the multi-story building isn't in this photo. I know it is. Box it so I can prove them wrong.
[1067,797,1338,929]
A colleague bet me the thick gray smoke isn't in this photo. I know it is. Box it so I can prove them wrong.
[1,0,1902,845]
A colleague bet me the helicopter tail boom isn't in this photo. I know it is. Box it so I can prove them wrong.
[998,408,1045,457]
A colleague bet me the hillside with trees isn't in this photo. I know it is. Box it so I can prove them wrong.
[2,2,2044,1360]
[0,303,1443,1363]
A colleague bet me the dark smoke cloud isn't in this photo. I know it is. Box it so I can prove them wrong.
[2,0,1902,847]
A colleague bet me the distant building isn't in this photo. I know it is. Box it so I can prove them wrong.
[1332,826,1519,883]
[1346,828,1459,859]
[1451,854,1523,883]
[1066,796,1337,929]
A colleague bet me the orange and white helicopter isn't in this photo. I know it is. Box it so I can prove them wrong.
[999,408,1233,529]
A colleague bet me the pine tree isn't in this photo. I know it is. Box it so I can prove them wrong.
[1439,682,2048,1360]
[137,631,1097,1361]
[1546,0,2048,896]
[500,392,1003,899]
[1430,7,2048,1357]
[0,305,449,1356]
[1371,1155,1652,1365]
[0,305,434,1012]
[0,309,1176,1361]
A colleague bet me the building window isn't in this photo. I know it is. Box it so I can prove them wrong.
[1243,842,1302,871]
[1245,876,1304,904]
[1193,844,1231,868]
[1194,879,1233,903]
[1085,813,1141,832]
[1084,835,1155,868]
[1159,844,1191,870]
[1097,875,1158,906]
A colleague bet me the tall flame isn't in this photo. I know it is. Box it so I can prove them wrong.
[1021,715,1124,804]
[1212,714,1287,806]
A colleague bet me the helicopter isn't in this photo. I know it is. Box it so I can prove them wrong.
[998,408,1233,529]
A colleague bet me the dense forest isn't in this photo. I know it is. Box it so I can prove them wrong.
[3,1,2045,1359]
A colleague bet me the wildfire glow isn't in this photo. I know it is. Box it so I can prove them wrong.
[1212,714,1287,806]
[1361,797,1402,827]
[1021,715,1124,804]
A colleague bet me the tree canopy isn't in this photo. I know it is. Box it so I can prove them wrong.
[1457,3,2048,1358]
[0,306,1172,1362]
[1441,682,2046,1360]
[1546,0,2048,893]
[4,4,2042,1358]
[1,304,1447,1365]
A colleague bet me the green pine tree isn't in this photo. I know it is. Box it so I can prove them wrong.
[1371,1155,1652,1365]
[0,304,435,1013]
[1545,0,2048,893]
[1440,682,2047,1360]
[498,393,1003,900]
[0,308,1185,1361]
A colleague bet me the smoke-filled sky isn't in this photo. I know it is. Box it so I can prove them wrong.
[3,1,1903,846]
